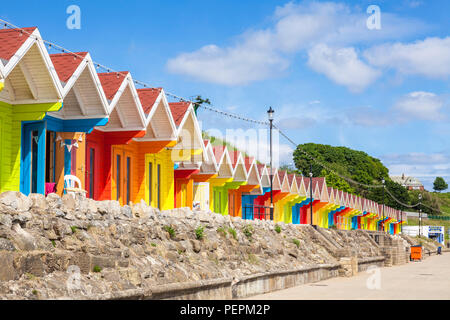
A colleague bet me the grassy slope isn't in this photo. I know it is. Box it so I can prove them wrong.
[432,192,450,214]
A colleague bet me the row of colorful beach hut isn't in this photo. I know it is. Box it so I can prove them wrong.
[0,26,404,234]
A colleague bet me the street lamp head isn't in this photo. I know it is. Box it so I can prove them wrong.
[309,172,313,178]
[419,193,422,200]
[267,107,274,120]
[382,178,385,184]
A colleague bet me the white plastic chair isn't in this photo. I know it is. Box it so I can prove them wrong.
[64,175,87,196]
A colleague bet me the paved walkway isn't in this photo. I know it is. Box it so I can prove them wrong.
[248,254,450,300]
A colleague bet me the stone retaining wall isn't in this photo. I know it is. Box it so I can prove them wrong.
[232,264,339,299]
[357,256,385,272]
[0,191,412,300]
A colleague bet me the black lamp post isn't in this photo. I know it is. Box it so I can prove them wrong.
[400,210,403,233]
[309,163,313,227]
[267,107,274,221]
[419,193,422,238]
[382,178,385,232]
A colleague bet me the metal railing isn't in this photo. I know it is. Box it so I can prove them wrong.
[242,204,273,221]
[428,215,450,221]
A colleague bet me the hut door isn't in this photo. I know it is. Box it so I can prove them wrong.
[145,154,162,210]
[180,183,187,207]
[113,149,133,206]
[85,141,99,200]
[228,192,235,216]
[213,189,221,214]
[21,122,46,195]
[194,183,209,211]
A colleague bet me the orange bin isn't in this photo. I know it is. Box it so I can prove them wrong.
[411,245,422,261]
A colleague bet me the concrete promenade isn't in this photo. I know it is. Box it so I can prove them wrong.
[248,253,450,300]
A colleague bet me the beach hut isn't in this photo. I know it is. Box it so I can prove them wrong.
[234,157,262,219]
[241,161,267,220]
[41,52,110,195]
[0,27,64,194]
[272,170,291,222]
[192,140,218,211]
[209,145,234,214]
[226,151,248,217]
[169,102,205,209]
[85,71,147,204]
[283,174,302,224]
[132,88,177,210]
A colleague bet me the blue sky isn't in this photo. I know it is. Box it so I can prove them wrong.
[1,0,449,190]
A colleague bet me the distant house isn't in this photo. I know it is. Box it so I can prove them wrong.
[390,173,424,191]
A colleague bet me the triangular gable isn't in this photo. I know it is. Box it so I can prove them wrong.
[278,171,290,193]
[48,52,109,119]
[333,189,340,206]
[337,190,345,207]
[353,195,359,211]
[356,196,362,211]
[312,180,321,199]
[361,198,367,212]
[96,72,146,131]
[169,102,206,162]
[317,177,329,202]
[344,192,354,209]
[268,168,281,191]
[296,176,307,197]
[0,27,63,104]
[229,151,247,182]
[341,191,348,207]
[353,195,359,210]
[244,162,264,195]
[328,188,336,205]
[288,174,298,194]
[348,194,355,209]
[213,146,233,178]
[351,195,357,210]
[334,190,341,206]
[302,176,311,197]
[244,158,260,186]
[257,164,270,188]
[198,140,218,174]
[134,88,177,141]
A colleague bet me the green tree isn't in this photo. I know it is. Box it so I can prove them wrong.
[409,190,441,215]
[192,95,211,115]
[368,180,410,211]
[319,169,354,194]
[292,143,409,209]
[433,177,448,193]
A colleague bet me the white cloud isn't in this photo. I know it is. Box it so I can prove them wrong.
[342,91,448,126]
[166,44,288,86]
[394,91,447,121]
[307,44,381,92]
[381,152,450,191]
[276,102,337,130]
[167,1,423,87]
[364,37,450,79]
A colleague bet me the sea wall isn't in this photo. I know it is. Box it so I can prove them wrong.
[0,191,410,300]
